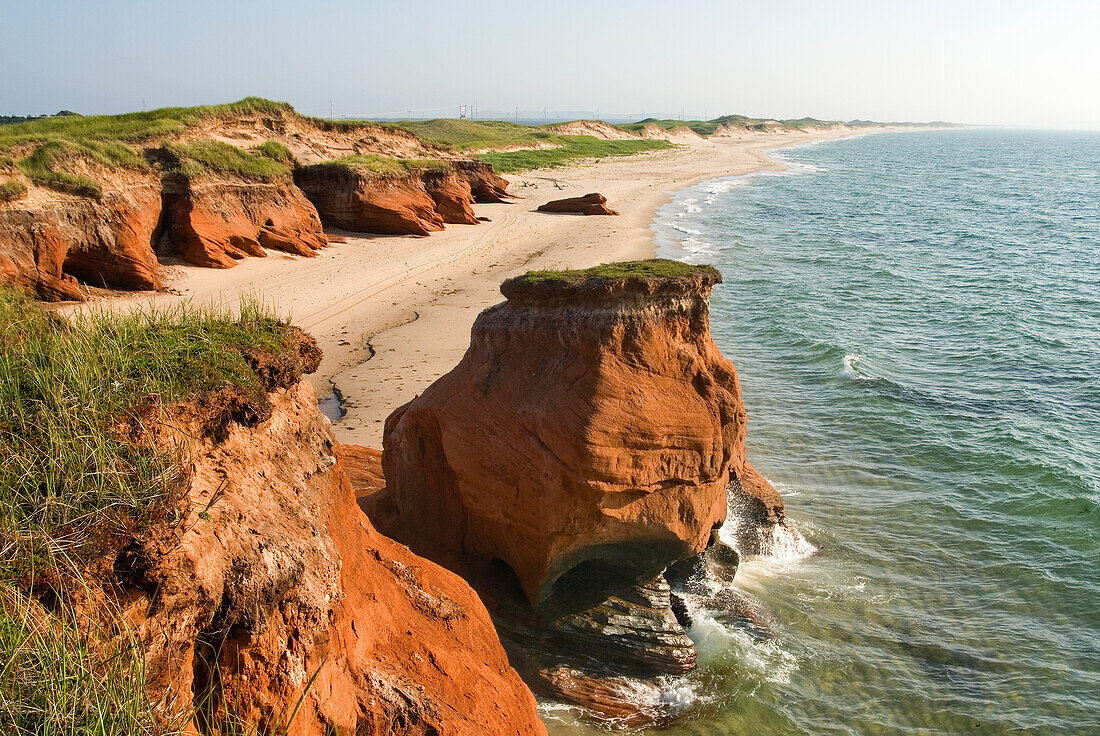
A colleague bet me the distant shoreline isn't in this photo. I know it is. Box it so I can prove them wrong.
[96,126,906,447]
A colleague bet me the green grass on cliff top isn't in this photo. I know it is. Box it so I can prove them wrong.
[0,283,326,735]
[475,135,671,173]
[0,97,294,150]
[307,153,450,177]
[0,285,294,583]
[518,259,718,284]
[388,118,672,173]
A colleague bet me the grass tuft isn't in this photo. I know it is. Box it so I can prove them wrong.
[312,153,449,177]
[164,140,290,182]
[0,584,165,735]
[253,140,295,166]
[0,179,27,204]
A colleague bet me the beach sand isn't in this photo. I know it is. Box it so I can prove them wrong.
[97,128,889,447]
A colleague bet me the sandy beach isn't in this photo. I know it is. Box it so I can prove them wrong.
[98,127,890,447]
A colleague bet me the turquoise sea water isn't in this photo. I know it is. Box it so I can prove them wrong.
[546,130,1100,735]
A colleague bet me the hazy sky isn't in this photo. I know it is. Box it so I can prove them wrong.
[2,0,1098,127]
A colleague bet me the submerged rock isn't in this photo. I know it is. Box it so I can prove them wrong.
[728,462,791,556]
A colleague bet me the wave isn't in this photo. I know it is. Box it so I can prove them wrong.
[840,353,872,380]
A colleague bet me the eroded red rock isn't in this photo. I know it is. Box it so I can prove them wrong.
[127,382,545,736]
[0,177,162,300]
[160,175,328,268]
[382,265,746,608]
[294,166,446,236]
[536,192,619,216]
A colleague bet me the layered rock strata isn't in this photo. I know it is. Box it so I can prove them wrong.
[293,163,510,237]
[1,103,511,301]
[158,174,328,268]
[383,263,746,608]
[0,172,163,299]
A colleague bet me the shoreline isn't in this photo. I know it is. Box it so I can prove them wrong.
[89,126,903,447]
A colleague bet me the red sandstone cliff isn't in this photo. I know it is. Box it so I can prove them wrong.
[109,344,544,735]
[0,168,163,300]
[0,102,510,301]
[373,262,791,722]
[159,174,329,268]
[382,264,746,608]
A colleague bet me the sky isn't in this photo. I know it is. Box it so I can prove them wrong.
[2,0,1098,128]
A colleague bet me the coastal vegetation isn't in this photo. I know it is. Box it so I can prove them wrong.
[163,139,291,181]
[0,98,292,149]
[0,99,302,197]
[310,153,449,177]
[517,258,718,284]
[0,285,293,583]
[0,179,26,203]
[475,135,670,173]
[1,586,161,734]
[0,285,320,734]
[388,118,672,172]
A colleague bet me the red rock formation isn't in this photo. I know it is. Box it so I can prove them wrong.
[424,169,479,225]
[0,178,162,300]
[382,263,745,608]
[536,193,619,216]
[294,166,446,236]
[454,161,511,203]
[124,378,545,736]
[160,175,328,269]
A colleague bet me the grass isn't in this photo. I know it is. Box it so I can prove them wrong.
[0,180,27,204]
[0,98,293,151]
[0,581,322,735]
[391,119,557,152]
[0,585,164,735]
[388,119,674,172]
[517,259,718,284]
[0,285,294,583]
[0,98,297,197]
[475,135,670,173]
[308,153,449,177]
[15,139,149,199]
[253,140,295,165]
[164,140,290,182]
[0,286,326,734]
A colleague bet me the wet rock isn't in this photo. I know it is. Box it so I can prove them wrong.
[728,463,788,555]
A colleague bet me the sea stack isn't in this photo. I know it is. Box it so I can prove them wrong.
[380,260,752,719]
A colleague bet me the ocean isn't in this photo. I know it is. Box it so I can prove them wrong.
[545,129,1100,735]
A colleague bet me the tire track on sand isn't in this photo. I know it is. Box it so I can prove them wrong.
[295,209,521,333]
